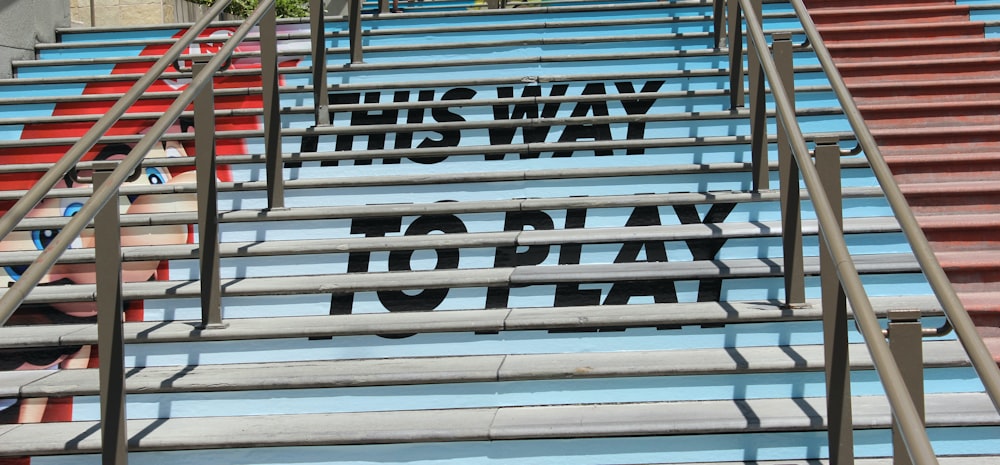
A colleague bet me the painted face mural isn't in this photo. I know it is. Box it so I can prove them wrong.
[0,25,304,431]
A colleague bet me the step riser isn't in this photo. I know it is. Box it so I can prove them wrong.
[816,24,985,43]
[62,366,980,421]
[828,42,1000,63]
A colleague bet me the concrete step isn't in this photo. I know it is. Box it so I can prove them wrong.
[899,179,1000,216]
[806,4,973,27]
[826,37,1000,63]
[0,393,995,458]
[814,21,986,44]
[838,56,1000,84]
[858,99,1000,130]
[2,341,976,423]
[847,77,1000,105]
[802,0,958,12]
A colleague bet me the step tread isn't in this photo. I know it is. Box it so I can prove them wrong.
[0,295,943,349]
[5,340,969,398]
[0,216,901,268]
[900,179,1000,195]
[0,393,994,456]
[0,252,923,306]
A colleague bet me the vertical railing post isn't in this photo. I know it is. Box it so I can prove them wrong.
[713,0,725,50]
[349,0,364,64]
[94,161,128,465]
[260,1,285,209]
[747,0,767,191]
[889,309,926,465]
[192,58,224,329]
[380,0,390,13]
[311,0,331,126]
[816,137,854,465]
[727,0,743,109]
[773,32,804,307]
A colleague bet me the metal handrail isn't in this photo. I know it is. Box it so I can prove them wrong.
[735,1,938,463]
[787,0,1000,415]
[0,0,277,325]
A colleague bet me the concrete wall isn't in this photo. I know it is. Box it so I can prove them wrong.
[69,0,178,28]
[0,0,71,78]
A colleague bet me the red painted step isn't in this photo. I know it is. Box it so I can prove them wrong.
[882,152,1000,185]
[858,100,1000,130]
[804,0,1000,346]
[826,38,1000,63]
[814,21,985,44]
[837,56,1000,84]
[808,4,971,27]
[898,180,1000,216]
[918,214,1000,252]
[804,0,958,11]
[848,78,1000,105]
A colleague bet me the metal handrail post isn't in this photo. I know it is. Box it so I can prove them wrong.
[380,0,390,13]
[747,0,767,191]
[94,162,128,465]
[311,0,331,125]
[260,3,285,209]
[738,1,938,462]
[192,58,224,329]
[727,0,743,109]
[773,32,804,307]
[712,0,725,49]
[889,310,926,465]
[788,0,1000,413]
[816,137,853,464]
[349,0,364,63]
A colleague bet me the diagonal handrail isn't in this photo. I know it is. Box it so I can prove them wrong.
[0,0,278,326]
[787,0,1000,416]
[736,1,939,463]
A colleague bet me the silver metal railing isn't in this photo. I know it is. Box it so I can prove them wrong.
[719,0,1000,463]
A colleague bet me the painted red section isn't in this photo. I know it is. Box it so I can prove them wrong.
[803,0,1000,351]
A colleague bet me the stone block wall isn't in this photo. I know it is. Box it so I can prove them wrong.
[70,0,180,27]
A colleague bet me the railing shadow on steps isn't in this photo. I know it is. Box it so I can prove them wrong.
[716,0,1000,464]
[0,0,999,464]
[0,0,285,463]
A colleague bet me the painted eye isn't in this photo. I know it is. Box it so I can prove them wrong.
[63,202,83,217]
[31,228,58,250]
[146,167,166,185]
[4,265,26,281]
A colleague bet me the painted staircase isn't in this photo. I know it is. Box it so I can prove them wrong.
[802,0,1000,351]
[0,1,998,463]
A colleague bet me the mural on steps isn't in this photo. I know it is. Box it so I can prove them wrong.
[0,14,929,463]
[0,25,307,432]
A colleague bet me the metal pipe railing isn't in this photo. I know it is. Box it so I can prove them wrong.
[737,1,938,463]
[787,0,1000,416]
